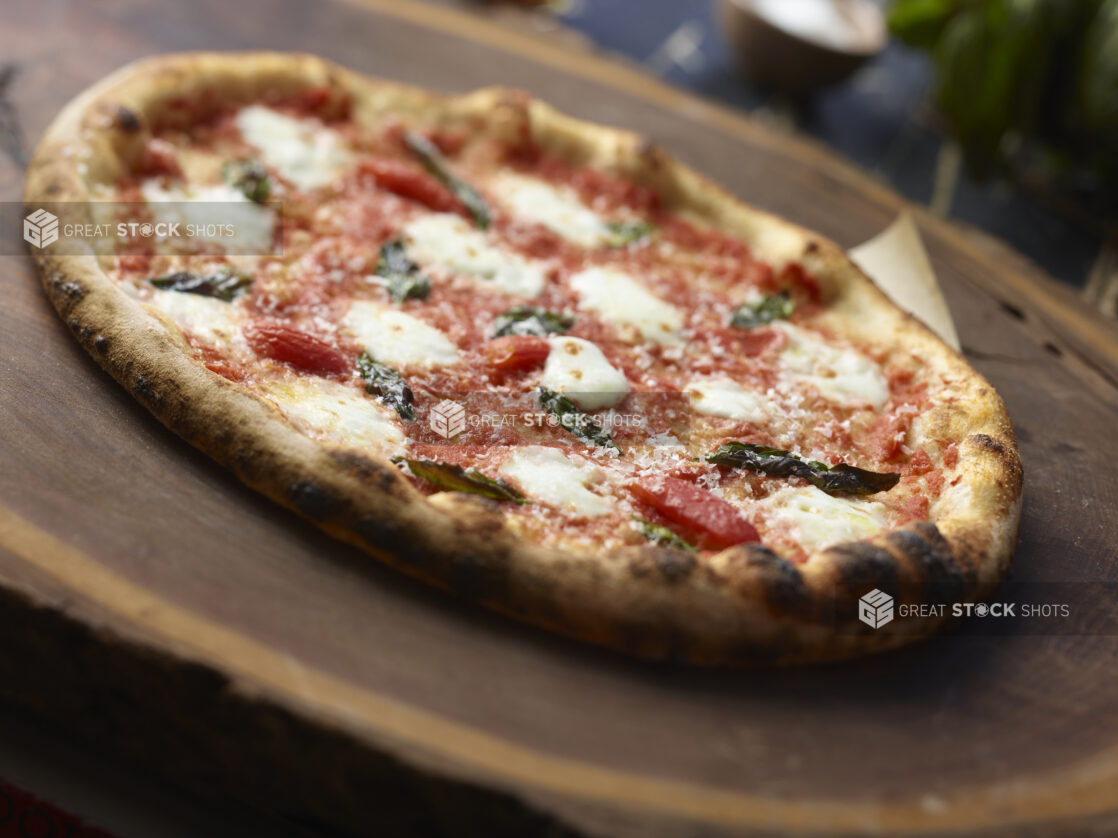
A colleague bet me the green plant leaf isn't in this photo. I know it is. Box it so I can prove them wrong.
[632,518,694,551]
[729,292,794,329]
[222,160,271,203]
[397,458,527,504]
[404,131,491,229]
[493,307,574,338]
[376,238,431,303]
[887,0,959,49]
[605,220,655,247]
[538,387,619,452]
[149,268,253,302]
[357,352,415,421]
[706,442,900,495]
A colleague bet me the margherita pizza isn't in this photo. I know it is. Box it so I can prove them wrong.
[25,53,1022,663]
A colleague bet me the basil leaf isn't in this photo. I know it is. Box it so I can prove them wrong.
[605,220,654,247]
[538,387,619,453]
[149,267,253,302]
[397,458,527,504]
[633,518,694,551]
[385,273,430,305]
[493,307,574,338]
[222,160,271,203]
[377,238,430,303]
[357,352,415,421]
[729,292,795,329]
[403,131,491,230]
[706,442,900,496]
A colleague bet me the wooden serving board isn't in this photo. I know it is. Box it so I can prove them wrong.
[2,1,1118,835]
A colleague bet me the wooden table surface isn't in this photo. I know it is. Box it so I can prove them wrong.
[2,1,1117,836]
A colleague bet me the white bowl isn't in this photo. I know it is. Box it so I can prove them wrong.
[719,0,887,93]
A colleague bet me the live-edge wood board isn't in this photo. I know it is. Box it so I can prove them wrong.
[1,1,1117,836]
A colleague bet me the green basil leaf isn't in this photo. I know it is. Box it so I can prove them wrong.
[729,292,795,329]
[493,307,574,338]
[403,131,491,229]
[605,220,655,247]
[706,441,900,495]
[385,273,431,304]
[377,238,430,303]
[538,387,619,453]
[633,518,694,551]
[222,160,271,203]
[357,352,415,421]
[149,267,253,302]
[397,458,527,504]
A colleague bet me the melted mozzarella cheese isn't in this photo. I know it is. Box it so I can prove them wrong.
[685,377,768,422]
[539,336,629,410]
[402,213,545,297]
[342,301,460,369]
[146,290,245,348]
[493,173,607,246]
[235,105,350,191]
[762,486,888,554]
[569,267,683,345]
[499,447,611,518]
[140,180,276,254]
[775,322,889,409]
[264,378,405,454]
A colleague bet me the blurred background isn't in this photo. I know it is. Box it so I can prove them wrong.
[464,0,1118,316]
[1,2,1116,837]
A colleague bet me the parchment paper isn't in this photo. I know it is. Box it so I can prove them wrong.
[849,212,960,350]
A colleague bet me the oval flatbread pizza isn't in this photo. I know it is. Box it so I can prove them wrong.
[24,52,1022,664]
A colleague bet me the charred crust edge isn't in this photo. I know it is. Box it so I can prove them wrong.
[886,524,967,604]
[113,104,142,133]
[725,544,814,620]
[20,52,1025,666]
[627,546,697,585]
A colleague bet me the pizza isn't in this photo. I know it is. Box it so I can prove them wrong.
[24,53,1022,664]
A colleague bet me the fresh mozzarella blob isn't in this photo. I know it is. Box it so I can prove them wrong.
[762,486,888,554]
[684,377,768,422]
[499,447,612,518]
[402,213,545,297]
[235,105,350,191]
[140,180,275,253]
[343,300,460,369]
[264,378,405,454]
[146,289,245,348]
[569,267,683,345]
[539,336,629,410]
[493,173,608,246]
[774,322,889,409]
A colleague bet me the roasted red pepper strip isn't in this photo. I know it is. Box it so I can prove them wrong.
[245,321,350,376]
[358,158,463,214]
[484,335,551,372]
[631,476,760,550]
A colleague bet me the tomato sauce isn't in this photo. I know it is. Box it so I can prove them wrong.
[107,100,950,556]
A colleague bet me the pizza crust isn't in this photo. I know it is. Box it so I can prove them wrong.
[25,52,1022,664]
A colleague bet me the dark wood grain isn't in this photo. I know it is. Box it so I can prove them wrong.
[2,1,1117,835]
